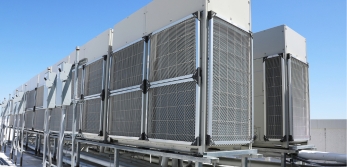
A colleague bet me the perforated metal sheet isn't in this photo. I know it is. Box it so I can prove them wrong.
[291,58,309,140]
[148,81,196,142]
[50,108,61,132]
[111,41,144,90]
[35,86,44,107]
[71,68,83,99]
[208,17,252,143]
[82,99,101,134]
[265,56,283,139]
[26,90,36,109]
[149,18,196,82]
[34,109,45,131]
[109,91,142,137]
[85,59,103,96]
[65,104,81,131]
[25,111,34,129]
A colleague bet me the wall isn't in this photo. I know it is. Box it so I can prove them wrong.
[309,119,346,154]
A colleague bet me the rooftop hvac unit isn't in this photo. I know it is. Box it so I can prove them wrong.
[253,25,310,148]
[108,0,252,151]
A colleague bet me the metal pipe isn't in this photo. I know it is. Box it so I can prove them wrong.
[72,46,80,167]
[57,105,66,167]
[114,148,119,167]
[199,0,208,154]
[298,150,347,164]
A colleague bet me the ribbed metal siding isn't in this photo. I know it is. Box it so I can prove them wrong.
[209,17,252,142]
[109,91,142,137]
[25,111,34,129]
[149,18,196,82]
[26,90,36,109]
[265,56,283,139]
[65,104,80,131]
[148,82,196,142]
[291,58,309,140]
[111,41,144,90]
[85,59,103,96]
[34,109,45,131]
[82,99,101,134]
[50,108,61,132]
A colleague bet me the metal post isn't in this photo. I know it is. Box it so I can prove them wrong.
[34,133,39,155]
[57,106,66,167]
[199,1,208,154]
[76,142,81,166]
[281,153,287,167]
[241,157,249,167]
[113,148,119,167]
[42,108,52,167]
[195,162,203,167]
[160,157,168,167]
[141,36,150,138]
[72,46,80,167]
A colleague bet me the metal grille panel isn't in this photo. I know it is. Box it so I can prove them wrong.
[34,109,45,131]
[65,104,81,131]
[26,90,36,109]
[50,108,61,132]
[265,56,283,139]
[111,41,144,90]
[85,59,103,96]
[25,111,34,129]
[149,18,196,82]
[35,86,44,107]
[82,99,101,134]
[109,91,142,137]
[71,68,83,99]
[209,17,252,142]
[291,58,309,140]
[148,82,196,142]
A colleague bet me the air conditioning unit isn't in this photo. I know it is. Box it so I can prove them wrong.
[108,0,253,151]
[253,25,310,148]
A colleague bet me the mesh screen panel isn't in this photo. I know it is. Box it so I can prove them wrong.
[65,104,81,131]
[109,91,142,137]
[34,109,45,131]
[149,18,196,82]
[148,82,196,142]
[85,59,103,96]
[209,17,251,142]
[26,90,36,109]
[291,58,309,140]
[25,111,34,129]
[265,56,283,139]
[35,86,44,107]
[82,99,101,134]
[50,108,61,132]
[71,68,83,99]
[111,41,144,90]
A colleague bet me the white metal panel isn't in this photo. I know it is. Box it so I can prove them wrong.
[285,26,307,63]
[208,0,251,31]
[113,7,146,50]
[80,29,111,63]
[253,25,285,59]
[26,75,39,91]
[145,0,204,35]
[254,96,265,141]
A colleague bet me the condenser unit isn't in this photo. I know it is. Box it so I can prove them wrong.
[107,0,253,151]
[253,25,310,148]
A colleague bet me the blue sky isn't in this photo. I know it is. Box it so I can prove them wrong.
[0,1,345,119]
